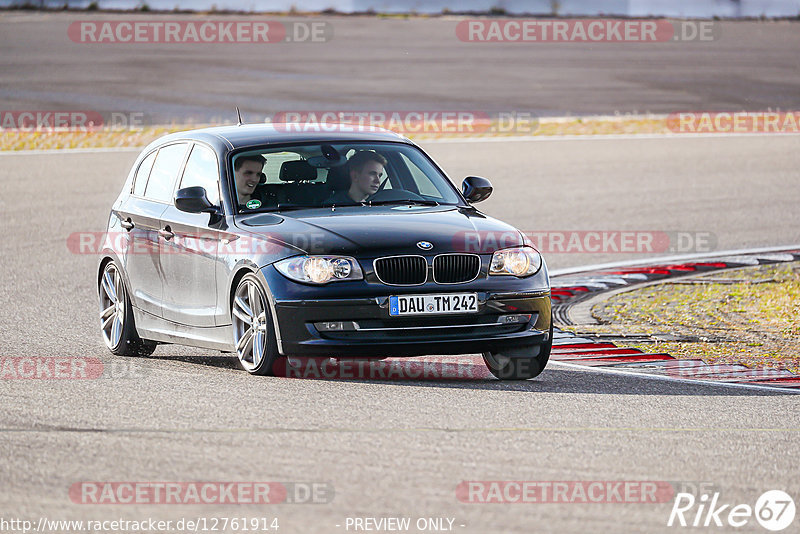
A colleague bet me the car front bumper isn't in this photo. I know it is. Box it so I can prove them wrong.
[260,266,552,357]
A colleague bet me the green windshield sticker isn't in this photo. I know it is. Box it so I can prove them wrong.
[246,199,261,209]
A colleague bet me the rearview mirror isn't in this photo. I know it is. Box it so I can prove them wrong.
[461,176,493,203]
[175,186,217,214]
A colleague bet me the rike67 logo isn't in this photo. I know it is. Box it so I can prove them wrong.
[668,490,796,531]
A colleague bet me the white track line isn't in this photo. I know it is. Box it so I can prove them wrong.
[0,147,142,156]
[549,246,800,277]
[549,361,800,394]
[421,132,800,143]
[4,131,800,155]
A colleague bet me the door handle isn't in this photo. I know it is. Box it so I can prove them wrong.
[159,226,174,241]
[120,218,134,231]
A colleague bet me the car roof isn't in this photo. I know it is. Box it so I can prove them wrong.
[144,123,413,154]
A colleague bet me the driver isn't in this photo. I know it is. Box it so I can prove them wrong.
[234,154,267,206]
[327,151,387,205]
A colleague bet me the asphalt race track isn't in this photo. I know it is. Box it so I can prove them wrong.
[1,135,799,532]
[1,13,800,120]
[2,9,800,533]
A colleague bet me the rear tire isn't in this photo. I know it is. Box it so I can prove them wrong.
[482,323,553,380]
[231,273,279,375]
[98,260,157,357]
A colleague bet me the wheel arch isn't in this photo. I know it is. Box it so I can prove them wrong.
[97,253,131,298]
[228,266,253,312]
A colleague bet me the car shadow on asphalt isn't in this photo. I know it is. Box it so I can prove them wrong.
[295,368,796,396]
[144,353,796,396]
[145,352,242,370]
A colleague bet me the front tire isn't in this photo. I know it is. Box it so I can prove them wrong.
[231,273,279,375]
[98,261,157,357]
[482,324,553,380]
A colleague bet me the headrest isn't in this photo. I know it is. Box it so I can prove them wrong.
[279,160,317,182]
[326,164,351,191]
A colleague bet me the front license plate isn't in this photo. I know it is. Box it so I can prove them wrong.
[389,293,478,316]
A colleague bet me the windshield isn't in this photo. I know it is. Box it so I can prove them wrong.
[229,142,463,213]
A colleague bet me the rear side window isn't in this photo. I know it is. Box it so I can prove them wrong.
[180,144,220,205]
[261,151,325,183]
[144,143,189,203]
[132,151,157,196]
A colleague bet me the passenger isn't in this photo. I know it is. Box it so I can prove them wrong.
[327,151,387,205]
[234,154,267,206]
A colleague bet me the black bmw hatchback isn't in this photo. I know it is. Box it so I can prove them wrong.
[98,124,552,379]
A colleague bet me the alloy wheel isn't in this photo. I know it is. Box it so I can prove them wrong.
[99,262,125,350]
[232,279,270,372]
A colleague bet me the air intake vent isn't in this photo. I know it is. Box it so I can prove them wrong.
[433,254,481,284]
[374,256,427,285]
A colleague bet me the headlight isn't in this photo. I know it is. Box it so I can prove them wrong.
[274,255,363,284]
[489,247,542,277]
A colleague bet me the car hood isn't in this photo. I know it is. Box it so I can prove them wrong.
[235,205,524,258]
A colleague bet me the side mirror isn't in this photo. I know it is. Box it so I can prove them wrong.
[175,186,217,214]
[461,176,493,203]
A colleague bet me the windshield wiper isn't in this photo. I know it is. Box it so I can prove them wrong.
[367,199,439,207]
